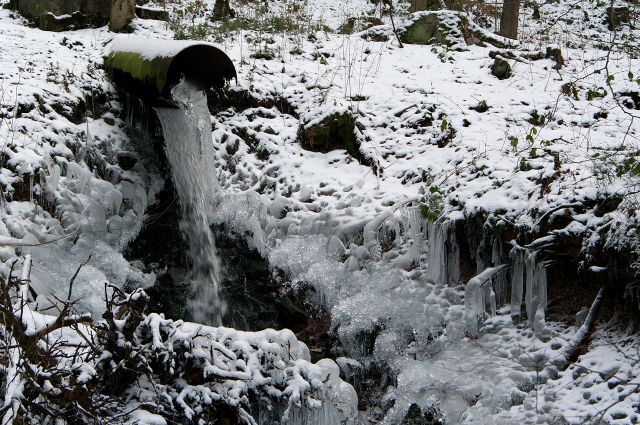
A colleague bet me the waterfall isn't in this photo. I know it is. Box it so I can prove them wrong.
[155,80,225,325]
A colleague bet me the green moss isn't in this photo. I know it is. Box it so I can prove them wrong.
[401,14,453,46]
[106,51,173,94]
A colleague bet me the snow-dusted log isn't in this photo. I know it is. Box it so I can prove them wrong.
[554,286,605,369]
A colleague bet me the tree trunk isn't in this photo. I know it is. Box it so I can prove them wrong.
[499,0,520,40]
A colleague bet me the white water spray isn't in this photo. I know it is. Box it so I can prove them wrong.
[155,80,224,325]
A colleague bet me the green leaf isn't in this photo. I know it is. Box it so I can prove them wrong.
[629,71,634,81]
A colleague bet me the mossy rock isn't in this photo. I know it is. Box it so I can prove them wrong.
[401,13,455,46]
[298,112,370,165]
[338,15,384,34]
[491,57,511,79]
[401,11,515,49]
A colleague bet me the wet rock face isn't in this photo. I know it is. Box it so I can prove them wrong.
[298,111,371,165]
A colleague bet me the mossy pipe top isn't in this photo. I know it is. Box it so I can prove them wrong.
[106,36,237,99]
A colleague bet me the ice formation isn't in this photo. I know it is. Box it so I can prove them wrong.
[464,265,507,334]
[155,80,224,325]
[510,246,548,330]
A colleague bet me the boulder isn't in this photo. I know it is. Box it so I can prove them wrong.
[135,5,169,21]
[401,403,444,425]
[491,56,511,79]
[213,0,235,21]
[338,16,384,34]
[298,111,370,165]
[8,0,110,30]
[400,11,515,49]
[110,0,135,32]
[39,11,87,31]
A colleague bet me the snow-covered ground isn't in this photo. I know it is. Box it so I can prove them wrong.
[1,0,640,423]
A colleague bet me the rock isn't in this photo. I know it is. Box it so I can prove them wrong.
[400,11,514,49]
[361,25,391,42]
[409,0,465,12]
[491,57,512,79]
[9,0,110,30]
[470,100,489,112]
[298,111,370,165]
[401,403,444,425]
[116,151,138,170]
[545,46,564,70]
[212,0,234,21]
[401,12,461,47]
[135,5,169,21]
[338,15,384,34]
[605,6,630,30]
[594,194,623,217]
[110,0,135,32]
[39,11,87,31]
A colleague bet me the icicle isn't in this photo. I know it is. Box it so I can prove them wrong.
[526,256,547,331]
[427,219,450,285]
[509,246,525,319]
[492,238,508,303]
[464,265,508,334]
[363,209,395,261]
[446,220,460,285]
[510,246,548,329]
[407,207,423,266]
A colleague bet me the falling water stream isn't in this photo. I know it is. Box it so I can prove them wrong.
[155,80,224,325]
